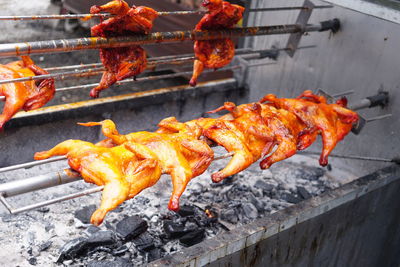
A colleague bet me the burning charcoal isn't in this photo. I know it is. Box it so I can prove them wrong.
[87,230,117,247]
[221,208,238,224]
[281,193,302,204]
[242,203,258,220]
[147,248,163,262]
[116,216,148,241]
[87,257,133,267]
[297,186,312,200]
[57,237,89,263]
[132,232,155,252]
[38,241,52,252]
[177,205,195,217]
[74,205,97,224]
[254,180,274,192]
[179,229,205,247]
[163,220,191,239]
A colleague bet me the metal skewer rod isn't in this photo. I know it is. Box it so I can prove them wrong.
[0,21,337,58]
[299,151,400,164]
[0,6,333,21]
[0,152,235,214]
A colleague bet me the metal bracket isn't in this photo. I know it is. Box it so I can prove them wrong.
[286,0,315,57]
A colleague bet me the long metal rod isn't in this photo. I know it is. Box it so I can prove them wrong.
[0,152,234,214]
[0,6,333,21]
[0,23,331,57]
[299,151,400,164]
[0,156,66,173]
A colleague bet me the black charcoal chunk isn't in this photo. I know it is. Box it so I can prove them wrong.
[85,225,101,235]
[254,180,274,192]
[38,241,52,252]
[163,221,190,239]
[116,216,148,241]
[281,193,302,204]
[297,186,312,200]
[132,232,155,252]
[177,205,195,217]
[57,237,88,263]
[74,205,97,224]
[179,229,205,247]
[28,257,37,265]
[87,230,117,247]
[221,209,238,224]
[148,248,163,262]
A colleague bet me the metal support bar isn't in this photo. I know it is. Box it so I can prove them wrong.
[299,151,400,164]
[0,21,339,58]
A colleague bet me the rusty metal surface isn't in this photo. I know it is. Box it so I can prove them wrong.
[150,164,400,266]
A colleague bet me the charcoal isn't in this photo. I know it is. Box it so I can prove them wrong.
[28,257,37,266]
[74,205,97,224]
[38,241,52,252]
[148,248,163,262]
[177,205,195,217]
[179,229,205,247]
[221,208,238,223]
[36,207,50,213]
[116,216,148,241]
[87,230,117,247]
[299,166,326,180]
[57,237,89,263]
[242,203,258,220]
[163,221,191,239]
[254,180,274,192]
[87,257,133,267]
[190,183,204,194]
[133,232,155,252]
[297,186,312,200]
[113,245,130,256]
[247,193,264,212]
[85,226,101,235]
[281,193,302,204]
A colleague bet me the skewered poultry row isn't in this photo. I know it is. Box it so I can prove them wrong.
[0,0,244,129]
[34,91,359,226]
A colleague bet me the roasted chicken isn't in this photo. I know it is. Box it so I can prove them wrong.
[79,118,214,211]
[0,56,55,130]
[34,140,162,226]
[261,90,359,166]
[89,0,158,98]
[189,0,244,86]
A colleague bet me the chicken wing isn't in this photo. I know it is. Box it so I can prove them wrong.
[34,140,162,226]
[90,0,158,98]
[189,0,244,86]
[261,90,359,166]
[0,56,55,130]
[79,118,214,211]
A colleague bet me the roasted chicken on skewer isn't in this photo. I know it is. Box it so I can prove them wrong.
[89,0,158,98]
[261,90,359,166]
[79,118,214,211]
[34,140,162,226]
[189,0,244,86]
[0,56,55,130]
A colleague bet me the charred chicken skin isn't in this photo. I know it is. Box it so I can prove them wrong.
[34,140,162,226]
[189,0,244,86]
[0,56,55,130]
[260,90,359,166]
[79,118,214,211]
[90,0,158,98]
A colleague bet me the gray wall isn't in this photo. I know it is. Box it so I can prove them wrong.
[243,0,400,175]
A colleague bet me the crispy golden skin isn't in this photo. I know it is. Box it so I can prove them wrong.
[90,0,158,97]
[79,118,214,211]
[189,0,244,86]
[34,140,162,226]
[0,56,55,129]
[260,90,359,166]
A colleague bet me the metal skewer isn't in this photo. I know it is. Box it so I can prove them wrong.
[0,152,235,214]
[299,151,400,164]
[0,6,333,21]
[0,21,338,58]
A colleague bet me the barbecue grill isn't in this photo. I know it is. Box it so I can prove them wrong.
[0,0,399,266]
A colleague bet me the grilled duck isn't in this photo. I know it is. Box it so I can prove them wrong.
[261,90,359,166]
[90,0,158,98]
[189,0,244,86]
[34,140,162,226]
[0,56,55,130]
[79,118,214,211]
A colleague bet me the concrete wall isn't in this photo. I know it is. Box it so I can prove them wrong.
[243,0,400,175]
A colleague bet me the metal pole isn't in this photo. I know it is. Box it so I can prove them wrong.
[0,23,333,58]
